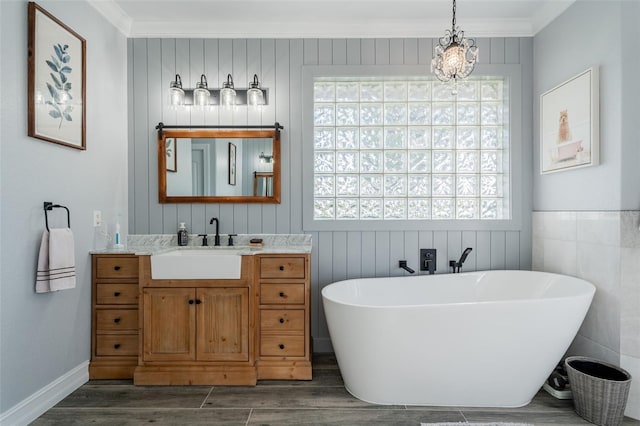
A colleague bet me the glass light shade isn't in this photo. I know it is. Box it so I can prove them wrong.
[169,74,184,107]
[169,87,185,107]
[220,74,236,107]
[220,87,236,107]
[193,74,210,107]
[193,87,210,107]
[247,87,264,106]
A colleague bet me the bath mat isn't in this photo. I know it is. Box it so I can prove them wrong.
[421,423,534,426]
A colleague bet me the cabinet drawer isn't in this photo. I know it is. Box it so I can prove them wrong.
[260,284,305,305]
[96,283,138,305]
[96,334,138,356]
[260,309,305,332]
[96,257,138,279]
[96,309,138,331]
[260,335,305,357]
[259,257,305,279]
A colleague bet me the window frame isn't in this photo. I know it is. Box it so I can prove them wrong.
[302,64,522,232]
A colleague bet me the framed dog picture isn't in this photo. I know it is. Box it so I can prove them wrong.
[540,67,599,174]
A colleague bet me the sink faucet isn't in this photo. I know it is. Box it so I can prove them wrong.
[449,247,473,273]
[209,217,221,246]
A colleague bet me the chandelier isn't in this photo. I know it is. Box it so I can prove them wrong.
[431,0,478,84]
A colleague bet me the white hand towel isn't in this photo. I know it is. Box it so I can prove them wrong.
[36,228,76,292]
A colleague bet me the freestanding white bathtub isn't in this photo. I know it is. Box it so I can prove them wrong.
[322,270,595,407]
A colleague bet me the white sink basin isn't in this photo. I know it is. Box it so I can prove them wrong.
[150,248,242,279]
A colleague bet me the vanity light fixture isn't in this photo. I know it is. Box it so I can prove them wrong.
[431,0,478,88]
[259,152,273,164]
[193,74,210,108]
[247,74,265,107]
[220,74,236,107]
[165,73,268,108]
[169,74,185,107]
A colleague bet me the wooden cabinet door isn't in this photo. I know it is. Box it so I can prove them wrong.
[143,288,196,361]
[196,288,249,362]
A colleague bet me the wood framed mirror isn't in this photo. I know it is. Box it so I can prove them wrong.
[157,124,281,203]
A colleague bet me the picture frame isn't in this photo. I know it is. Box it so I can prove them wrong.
[228,142,236,185]
[28,2,86,150]
[540,67,599,174]
[165,138,177,172]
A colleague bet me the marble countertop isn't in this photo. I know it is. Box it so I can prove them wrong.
[91,233,312,255]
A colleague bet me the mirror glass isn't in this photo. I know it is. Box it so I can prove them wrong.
[158,128,280,203]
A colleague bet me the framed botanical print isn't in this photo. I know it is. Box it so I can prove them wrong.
[28,2,86,150]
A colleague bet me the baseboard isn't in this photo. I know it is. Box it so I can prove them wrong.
[313,337,333,353]
[0,361,89,426]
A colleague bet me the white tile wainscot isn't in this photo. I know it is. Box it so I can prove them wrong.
[532,210,640,420]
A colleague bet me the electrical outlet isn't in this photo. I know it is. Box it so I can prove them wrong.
[93,210,102,227]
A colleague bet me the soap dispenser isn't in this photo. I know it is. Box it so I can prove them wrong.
[177,222,189,246]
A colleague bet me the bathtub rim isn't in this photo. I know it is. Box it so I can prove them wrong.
[321,270,596,310]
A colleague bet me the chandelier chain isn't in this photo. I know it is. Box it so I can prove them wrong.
[452,0,456,31]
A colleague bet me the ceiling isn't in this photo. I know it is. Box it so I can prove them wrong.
[88,0,575,38]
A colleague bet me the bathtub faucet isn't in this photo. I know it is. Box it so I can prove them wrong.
[449,247,473,273]
[398,260,415,274]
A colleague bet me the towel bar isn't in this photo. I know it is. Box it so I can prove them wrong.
[43,201,71,231]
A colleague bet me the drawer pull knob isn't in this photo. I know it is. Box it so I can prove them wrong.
[188,299,194,305]
[113,317,121,324]
[279,292,286,298]
[279,344,285,350]
[114,266,121,271]
[114,344,121,349]
[279,318,285,324]
[279,265,285,271]
[114,292,121,297]
[196,299,202,304]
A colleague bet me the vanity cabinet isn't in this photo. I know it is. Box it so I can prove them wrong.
[142,287,249,362]
[134,256,256,385]
[89,254,139,379]
[256,254,312,380]
[91,249,312,384]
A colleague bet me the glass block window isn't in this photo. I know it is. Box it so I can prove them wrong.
[313,78,509,220]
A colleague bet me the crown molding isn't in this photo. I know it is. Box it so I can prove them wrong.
[531,0,575,34]
[87,0,132,36]
[89,0,575,39]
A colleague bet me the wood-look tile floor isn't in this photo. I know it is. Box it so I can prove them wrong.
[33,354,640,426]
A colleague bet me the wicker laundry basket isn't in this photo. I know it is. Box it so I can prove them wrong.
[565,356,632,426]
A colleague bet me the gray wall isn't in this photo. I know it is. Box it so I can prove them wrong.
[0,0,127,415]
[128,37,533,350]
[533,0,640,211]
[532,2,640,418]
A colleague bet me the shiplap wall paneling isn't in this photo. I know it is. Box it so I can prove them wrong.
[129,37,532,352]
